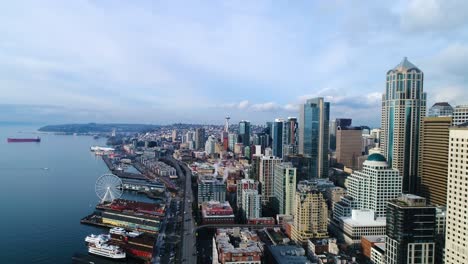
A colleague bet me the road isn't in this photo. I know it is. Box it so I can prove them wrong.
[180,162,196,264]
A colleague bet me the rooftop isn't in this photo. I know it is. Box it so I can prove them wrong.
[367,153,386,162]
[392,57,420,72]
[268,245,311,264]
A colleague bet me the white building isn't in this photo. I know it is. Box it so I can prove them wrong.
[347,153,401,218]
[236,179,259,208]
[445,125,468,263]
[452,105,468,125]
[273,162,296,215]
[340,210,386,246]
[205,135,216,155]
[242,189,262,220]
[259,156,282,205]
[370,243,385,264]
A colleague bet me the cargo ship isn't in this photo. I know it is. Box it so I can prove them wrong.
[7,137,41,143]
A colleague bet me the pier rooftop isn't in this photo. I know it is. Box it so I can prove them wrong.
[97,199,165,217]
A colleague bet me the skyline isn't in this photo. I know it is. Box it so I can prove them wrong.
[1,0,468,126]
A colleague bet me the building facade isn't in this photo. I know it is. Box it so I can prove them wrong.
[258,156,282,205]
[271,118,285,158]
[291,185,328,244]
[241,189,262,220]
[385,194,436,264]
[445,126,468,263]
[381,57,426,194]
[272,162,296,215]
[238,120,251,146]
[298,97,330,178]
[336,126,362,170]
[428,102,453,117]
[418,116,452,205]
[347,153,402,218]
[452,105,468,125]
[195,127,206,150]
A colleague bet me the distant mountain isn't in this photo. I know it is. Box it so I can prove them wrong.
[38,123,160,133]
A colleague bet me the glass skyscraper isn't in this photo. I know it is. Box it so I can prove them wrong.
[238,120,251,146]
[298,97,330,178]
[381,57,426,194]
[272,118,285,158]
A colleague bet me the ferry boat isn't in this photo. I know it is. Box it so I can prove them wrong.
[85,234,126,259]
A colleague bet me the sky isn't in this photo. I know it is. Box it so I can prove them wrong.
[1,0,467,127]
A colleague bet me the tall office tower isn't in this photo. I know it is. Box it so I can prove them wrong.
[272,118,285,158]
[299,97,330,178]
[184,131,195,143]
[272,162,296,215]
[259,156,282,205]
[205,135,216,155]
[220,131,229,151]
[282,117,298,156]
[171,130,177,142]
[228,133,238,151]
[291,184,328,244]
[347,153,402,218]
[418,117,452,205]
[452,105,468,125]
[329,119,337,150]
[195,128,206,150]
[241,189,262,220]
[385,194,436,264]
[265,122,273,147]
[445,125,468,263]
[253,133,268,152]
[336,126,362,170]
[224,116,230,132]
[381,57,426,194]
[236,179,259,208]
[250,155,261,181]
[239,120,251,146]
[428,102,453,117]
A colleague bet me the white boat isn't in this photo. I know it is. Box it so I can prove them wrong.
[109,227,126,235]
[85,234,126,259]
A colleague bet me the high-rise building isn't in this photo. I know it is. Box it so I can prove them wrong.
[197,176,226,205]
[282,117,298,156]
[252,133,268,152]
[272,162,296,215]
[385,194,436,264]
[346,153,402,218]
[195,128,206,150]
[445,125,468,263]
[298,97,330,178]
[236,179,259,208]
[259,156,282,205]
[336,126,362,170]
[418,116,452,205]
[228,133,238,151]
[291,184,328,244]
[272,118,285,158]
[205,135,216,155]
[381,57,426,193]
[239,120,251,146]
[452,105,468,125]
[428,102,453,117]
[241,189,262,220]
[171,130,177,142]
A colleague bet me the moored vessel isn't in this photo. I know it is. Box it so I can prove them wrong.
[85,234,126,259]
[7,137,41,143]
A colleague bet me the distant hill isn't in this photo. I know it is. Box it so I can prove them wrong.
[38,123,160,133]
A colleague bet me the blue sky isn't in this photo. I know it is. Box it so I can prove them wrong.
[1,0,467,126]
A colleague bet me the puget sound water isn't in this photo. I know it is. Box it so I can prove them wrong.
[0,125,151,263]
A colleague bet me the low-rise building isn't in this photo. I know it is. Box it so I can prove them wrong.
[212,228,263,264]
[247,217,275,225]
[361,235,386,259]
[341,210,386,246]
[266,245,311,264]
[201,201,235,224]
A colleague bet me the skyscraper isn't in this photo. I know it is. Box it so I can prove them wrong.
[272,118,285,158]
[259,156,282,205]
[298,97,330,178]
[385,194,436,264]
[428,102,453,117]
[195,127,206,150]
[291,184,328,244]
[241,189,262,220]
[228,133,238,151]
[346,153,402,218]
[445,125,468,263]
[272,162,296,215]
[239,120,251,146]
[336,126,362,170]
[418,116,452,205]
[283,117,298,156]
[381,57,426,193]
[205,135,216,155]
[236,179,259,208]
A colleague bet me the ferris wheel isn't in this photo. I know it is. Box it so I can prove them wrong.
[95,173,123,203]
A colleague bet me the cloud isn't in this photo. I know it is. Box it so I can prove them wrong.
[400,0,468,32]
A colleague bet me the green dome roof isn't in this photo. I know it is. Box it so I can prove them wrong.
[367,153,386,162]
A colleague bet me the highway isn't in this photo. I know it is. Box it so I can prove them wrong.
[180,161,196,264]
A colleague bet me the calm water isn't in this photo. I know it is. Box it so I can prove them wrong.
[0,125,150,263]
